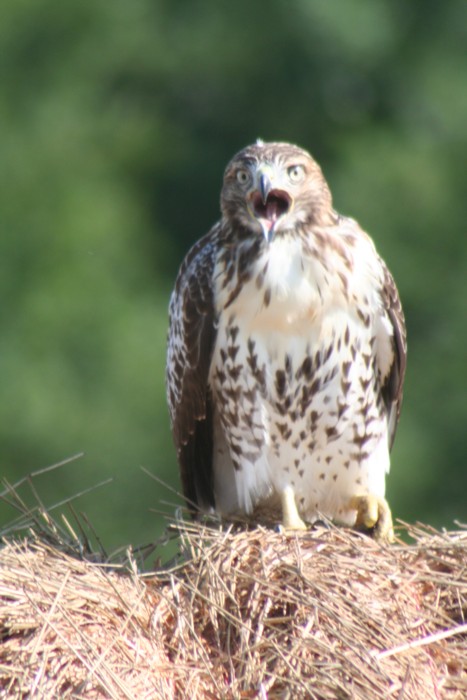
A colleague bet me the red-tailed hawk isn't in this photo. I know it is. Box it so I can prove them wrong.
[166,141,406,541]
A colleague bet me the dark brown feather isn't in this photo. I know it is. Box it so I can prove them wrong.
[380,260,407,448]
[166,228,219,511]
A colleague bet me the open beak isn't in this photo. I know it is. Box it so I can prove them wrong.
[250,173,292,243]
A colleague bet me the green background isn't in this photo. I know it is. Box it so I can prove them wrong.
[1,0,466,556]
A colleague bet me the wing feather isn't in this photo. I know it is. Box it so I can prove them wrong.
[166,226,220,511]
[379,260,407,449]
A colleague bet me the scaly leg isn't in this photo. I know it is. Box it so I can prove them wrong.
[280,485,308,530]
[350,494,395,543]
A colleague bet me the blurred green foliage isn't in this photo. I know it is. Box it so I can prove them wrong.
[1,0,466,552]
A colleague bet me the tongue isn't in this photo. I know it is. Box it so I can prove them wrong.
[266,199,281,221]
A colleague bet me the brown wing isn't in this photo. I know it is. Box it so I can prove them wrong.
[379,260,407,449]
[166,226,220,512]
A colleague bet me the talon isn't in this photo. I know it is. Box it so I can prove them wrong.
[350,494,394,543]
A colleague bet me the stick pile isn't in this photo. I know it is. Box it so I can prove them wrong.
[1,518,466,699]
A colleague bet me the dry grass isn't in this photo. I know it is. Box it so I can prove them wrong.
[1,512,466,699]
[1,465,466,698]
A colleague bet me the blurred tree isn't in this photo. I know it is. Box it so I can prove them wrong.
[1,0,466,552]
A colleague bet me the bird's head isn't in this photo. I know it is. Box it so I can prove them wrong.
[220,140,333,242]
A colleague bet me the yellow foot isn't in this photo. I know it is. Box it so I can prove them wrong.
[280,485,308,531]
[349,494,395,543]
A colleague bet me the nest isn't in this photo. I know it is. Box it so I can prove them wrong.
[1,511,466,699]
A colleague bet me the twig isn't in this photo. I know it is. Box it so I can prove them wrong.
[376,623,467,660]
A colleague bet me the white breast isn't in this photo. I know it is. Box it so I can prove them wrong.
[217,228,379,333]
[210,227,391,523]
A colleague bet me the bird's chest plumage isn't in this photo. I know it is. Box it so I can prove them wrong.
[209,234,389,520]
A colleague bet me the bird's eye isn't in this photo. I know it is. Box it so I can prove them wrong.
[287,164,306,183]
[236,169,251,186]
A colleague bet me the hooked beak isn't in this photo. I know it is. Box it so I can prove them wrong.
[250,172,292,243]
[259,173,272,204]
